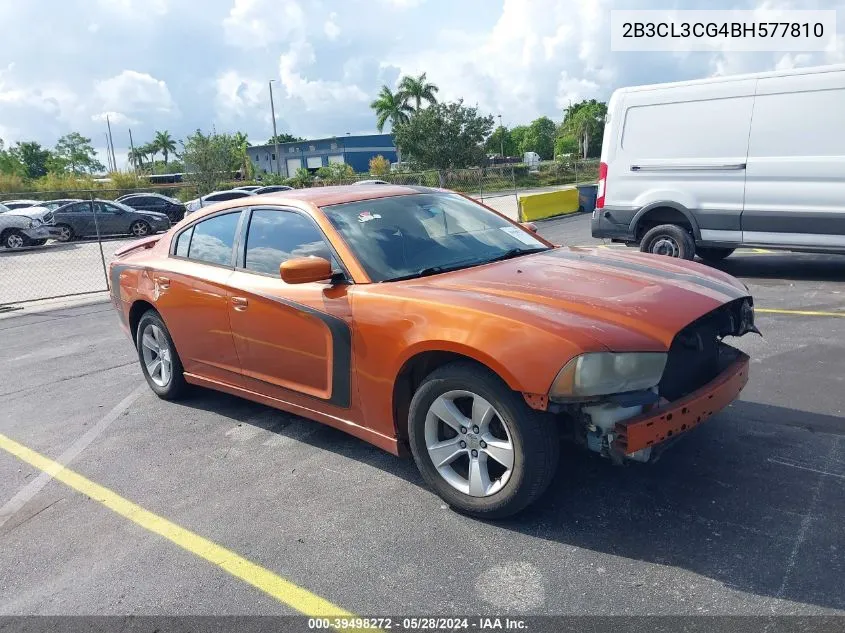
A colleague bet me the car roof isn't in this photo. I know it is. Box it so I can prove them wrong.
[178,185,443,224]
[205,189,255,198]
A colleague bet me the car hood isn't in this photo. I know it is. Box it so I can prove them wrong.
[10,207,51,220]
[385,246,751,350]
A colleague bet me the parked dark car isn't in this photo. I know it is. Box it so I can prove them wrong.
[52,200,171,242]
[40,199,82,211]
[115,193,186,223]
[254,185,294,195]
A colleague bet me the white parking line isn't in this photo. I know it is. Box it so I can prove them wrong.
[0,382,146,529]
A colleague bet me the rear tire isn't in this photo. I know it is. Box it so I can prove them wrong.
[640,224,695,260]
[408,362,559,519]
[136,310,187,400]
[697,247,735,263]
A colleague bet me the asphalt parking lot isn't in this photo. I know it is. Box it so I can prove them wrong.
[1,212,843,618]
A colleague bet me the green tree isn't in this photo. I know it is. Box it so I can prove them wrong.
[521,116,556,160]
[510,125,528,155]
[232,131,253,180]
[369,154,391,176]
[267,133,304,144]
[180,129,241,195]
[554,134,579,159]
[392,100,494,181]
[141,141,157,166]
[316,162,354,182]
[370,85,413,132]
[54,132,105,175]
[289,167,313,188]
[9,141,52,179]
[561,99,607,159]
[398,72,439,111]
[484,126,517,157]
[128,146,148,172]
[154,130,177,165]
[0,139,26,177]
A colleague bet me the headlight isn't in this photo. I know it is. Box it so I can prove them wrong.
[28,219,42,229]
[550,352,667,400]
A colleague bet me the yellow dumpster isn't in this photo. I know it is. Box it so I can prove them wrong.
[517,187,579,222]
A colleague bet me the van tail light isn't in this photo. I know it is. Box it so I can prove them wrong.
[596,161,608,210]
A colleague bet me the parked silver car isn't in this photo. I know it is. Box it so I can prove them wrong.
[0,204,62,249]
[184,189,255,214]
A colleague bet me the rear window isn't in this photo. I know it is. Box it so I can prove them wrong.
[186,212,240,266]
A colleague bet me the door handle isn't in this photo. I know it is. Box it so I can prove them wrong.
[155,276,170,290]
[231,296,249,311]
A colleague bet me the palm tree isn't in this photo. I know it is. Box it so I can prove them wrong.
[370,85,413,132]
[232,131,252,180]
[154,130,177,165]
[398,72,439,111]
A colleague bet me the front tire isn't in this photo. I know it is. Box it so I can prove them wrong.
[55,224,74,242]
[3,230,27,249]
[640,224,695,260]
[408,362,559,519]
[136,310,187,400]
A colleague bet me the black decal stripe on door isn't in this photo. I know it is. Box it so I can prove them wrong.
[248,291,352,409]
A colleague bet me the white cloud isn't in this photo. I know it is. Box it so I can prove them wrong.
[223,0,305,49]
[94,70,175,115]
[215,71,265,119]
[324,12,340,41]
[91,111,139,126]
[277,42,369,111]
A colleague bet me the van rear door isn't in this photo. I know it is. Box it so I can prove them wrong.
[743,70,845,249]
[610,79,755,245]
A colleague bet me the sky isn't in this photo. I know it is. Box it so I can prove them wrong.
[1,0,843,169]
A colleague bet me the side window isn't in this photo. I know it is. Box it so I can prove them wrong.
[174,226,193,257]
[187,212,241,266]
[244,210,336,276]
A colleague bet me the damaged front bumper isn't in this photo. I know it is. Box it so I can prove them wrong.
[613,346,750,458]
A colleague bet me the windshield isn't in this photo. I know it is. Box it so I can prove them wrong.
[321,193,549,282]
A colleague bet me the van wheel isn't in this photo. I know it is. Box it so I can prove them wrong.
[640,224,695,260]
[408,362,559,519]
[697,247,734,263]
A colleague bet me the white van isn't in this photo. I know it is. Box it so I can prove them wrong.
[591,63,845,261]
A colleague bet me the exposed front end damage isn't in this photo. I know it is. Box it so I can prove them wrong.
[551,297,758,463]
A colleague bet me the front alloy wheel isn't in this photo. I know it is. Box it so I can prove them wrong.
[408,362,559,518]
[4,231,26,249]
[425,390,514,497]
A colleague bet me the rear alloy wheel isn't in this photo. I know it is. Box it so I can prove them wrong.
[408,362,559,518]
[640,224,695,260]
[56,224,74,242]
[697,247,735,263]
[130,220,151,237]
[3,230,27,249]
[136,311,187,400]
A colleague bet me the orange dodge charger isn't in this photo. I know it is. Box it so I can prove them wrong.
[110,185,758,517]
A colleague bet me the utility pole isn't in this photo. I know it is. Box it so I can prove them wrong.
[128,128,137,174]
[106,115,117,171]
[269,79,282,176]
[104,134,114,171]
[497,114,504,159]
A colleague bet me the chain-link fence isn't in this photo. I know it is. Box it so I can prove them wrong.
[0,184,199,307]
[1,162,599,307]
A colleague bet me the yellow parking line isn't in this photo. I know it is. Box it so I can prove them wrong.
[0,433,353,618]
[757,308,845,317]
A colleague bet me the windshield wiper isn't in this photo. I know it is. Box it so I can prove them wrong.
[385,258,481,282]
[483,246,549,264]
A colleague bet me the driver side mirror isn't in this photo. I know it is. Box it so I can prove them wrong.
[520,222,538,233]
[280,257,334,284]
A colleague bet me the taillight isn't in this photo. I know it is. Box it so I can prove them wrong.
[596,161,607,209]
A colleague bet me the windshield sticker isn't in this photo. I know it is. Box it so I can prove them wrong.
[500,226,543,246]
[358,211,382,223]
